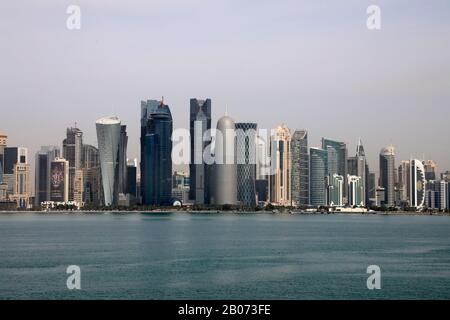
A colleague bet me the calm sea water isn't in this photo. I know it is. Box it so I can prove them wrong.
[0,212,450,300]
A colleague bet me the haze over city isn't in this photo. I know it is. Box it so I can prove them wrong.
[1,0,450,172]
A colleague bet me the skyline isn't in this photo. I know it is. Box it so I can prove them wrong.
[1,0,450,174]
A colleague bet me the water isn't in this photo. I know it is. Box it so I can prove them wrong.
[0,212,450,300]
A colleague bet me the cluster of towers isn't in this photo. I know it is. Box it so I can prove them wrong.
[1,98,449,211]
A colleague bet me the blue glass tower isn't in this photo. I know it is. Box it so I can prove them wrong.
[310,147,328,206]
[140,99,173,205]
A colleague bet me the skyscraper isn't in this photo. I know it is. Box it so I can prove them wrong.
[398,160,410,204]
[348,175,364,207]
[236,122,257,207]
[118,125,128,196]
[0,131,7,183]
[126,159,137,198]
[269,125,291,206]
[140,99,173,206]
[355,138,368,206]
[329,174,344,207]
[291,130,309,206]
[410,159,426,209]
[35,146,60,206]
[310,147,328,207]
[379,146,396,207]
[63,127,83,202]
[322,138,348,199]
[189,98,212,204]
[3,147,28,197]
[212,115,237,206]
[96,116,122,206]
[82,144,101,206]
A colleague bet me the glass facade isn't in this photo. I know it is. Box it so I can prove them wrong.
[310,147,328,206]
[236,122,257,207]
[291,130,309,206]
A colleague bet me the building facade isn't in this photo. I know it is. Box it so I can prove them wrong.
[348,175,364,207]
[235,122,257,207]
[410,159,426,209]
[322,138,348,200]
[63,127,83,202]
[329,174,344,207]
[379,146,396,207]
[310,147,328,206]
[269,125,291,206]
[35,146,60,206]
[291,130,309,206]
[140,99,173,205]
[189,98,212,204]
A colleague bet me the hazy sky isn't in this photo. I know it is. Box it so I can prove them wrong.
[1,0,450,175]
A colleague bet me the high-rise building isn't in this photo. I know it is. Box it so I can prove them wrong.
[0,131,7,183]
[171,171,189,205]
[291,130,309,206]
[10,161,31,209]
[310,147,328,206]
[269,125,291,206]
[212,115,237,205]
[63,127,83,202]
[410,159,426,209]
[118,125,128,195]
[35,146,60,206]
[425,180,440,209]
[3,147,28,201]
[236,122,257,207]
[189,98,212,204]
[355,139,368,206]
[96,116,122,206]
[50,157,69,203]
[322,138,348,199]
[82,144,101,205]
[329,174,344,207]
[440,180,449,210]
[379,146,396,207]
[348,175,364,207]
[347,157,358,176]
[398,160,410,204]
[140,99,173,205]
[424,160,437,181]
[368,172,376,204]
[126,159,138,198]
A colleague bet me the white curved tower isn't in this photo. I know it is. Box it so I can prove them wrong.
[410,159,426,209]
[212,115,237,205]
[96,116,121,206]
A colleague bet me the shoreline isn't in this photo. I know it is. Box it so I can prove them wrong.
[0,210,449,216]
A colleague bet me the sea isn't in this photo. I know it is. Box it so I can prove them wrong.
[0,212,449,300]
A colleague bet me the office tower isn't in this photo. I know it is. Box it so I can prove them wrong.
[235,122,257,207]
[212,114,237,206]
[348,175,364,207]
[322,138,348,199]
[10,162,31,209]
[126,159,137,198]
[368,172,376,203]
[355,139,368,206]
[118,125,128,195]
[291,130,309,206]
[269,125,291,206]
[375,187,386,207]
[0,131,6,183]
[96,116,122,206]
[440,180,449,210]
[398,160,410,204]
[424,160,437,181]
[410,159,426,209]
[379,146,396,207]
[425,180,440,209]
[329,174,344,206]
[255,179,268,202]
[140,99,173,206]
[63,127,83,202]
[35,146,60,206]
[441,171,450,182]
[50,157,69,202]
[82,144,101,206]
[3,147,28,199]
[310,147,328,206]
[189,98,212,204]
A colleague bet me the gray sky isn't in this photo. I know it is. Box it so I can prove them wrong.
[1,0,450,176]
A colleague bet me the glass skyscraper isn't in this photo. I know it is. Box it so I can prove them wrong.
[63,127,83,202]
[309,147,328,206]
[189,98,212,205]
[290,130,309,206]
[34,146,60,206]
[322,138,348,198]
[236,122,257,208]
[379,146,396,207]
[140,99,173,206]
